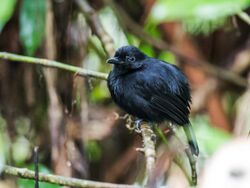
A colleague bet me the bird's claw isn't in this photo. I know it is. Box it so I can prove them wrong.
[134,119,143,133]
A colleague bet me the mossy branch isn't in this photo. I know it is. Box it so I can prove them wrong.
[0,52,108,80]
[2,165,139,188]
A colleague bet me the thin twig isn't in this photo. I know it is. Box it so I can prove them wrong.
[75,0,115,57]
[0,52,108,80]
[34,147,39,188]
[140,122,156,186]
[2,165,139,188]
[105,0,247,87]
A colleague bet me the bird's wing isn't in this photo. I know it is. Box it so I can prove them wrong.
[151,92,190,123]
[138,69,191,124]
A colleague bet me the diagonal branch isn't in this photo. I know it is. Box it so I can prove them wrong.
[2,165,139,188]
[75,0,115,57]
[0,52,108,80]
[237,11,250,25]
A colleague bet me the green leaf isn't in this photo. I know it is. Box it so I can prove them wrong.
[18,164,61,188]
[19,0,46,56]
[183,18,226,35]
[149,0,250,34]
[151,0,250,21]
[0,0,16,32]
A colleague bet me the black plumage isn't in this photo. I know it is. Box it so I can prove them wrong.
[107,45,199,156]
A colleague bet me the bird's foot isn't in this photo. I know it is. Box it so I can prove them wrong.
[134,119,143,133]
[125,115,134,130]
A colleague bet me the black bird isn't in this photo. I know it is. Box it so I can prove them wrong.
[107,45,199,156]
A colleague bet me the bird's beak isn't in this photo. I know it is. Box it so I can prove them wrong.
[106,57,122,65]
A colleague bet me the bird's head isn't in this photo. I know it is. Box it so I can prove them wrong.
[107,46,146,72]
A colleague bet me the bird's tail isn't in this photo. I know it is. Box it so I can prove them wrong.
[183,124,199,156]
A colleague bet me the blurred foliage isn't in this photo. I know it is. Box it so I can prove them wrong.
[85,141,102,162]
[19,0,46,56]
[90,80,110,102]
[88,36,106,60]
[99,7,128,49]
[149,0,250,34]
[139,43,155,57]
[126,33,141,47]
[158,52,177,65]
[12,117,33,165]
[192,115,231,155]
[223,92,238,119]
[17,164,61,188]
[15,117,31,136]
[0,115,7,173]
[0,115,34,168]
[84,47,103,72]
[12,136,31,165]
[0,0,16,32]
[84,48,111,103]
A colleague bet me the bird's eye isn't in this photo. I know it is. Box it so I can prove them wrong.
[126,56,136,62]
